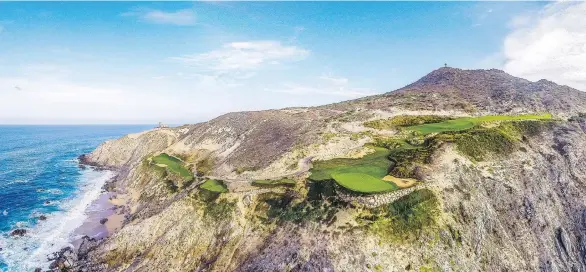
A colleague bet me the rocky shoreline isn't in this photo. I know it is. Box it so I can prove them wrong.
[45,159,128,272]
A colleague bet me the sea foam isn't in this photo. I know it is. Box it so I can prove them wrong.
[0,169,114,271]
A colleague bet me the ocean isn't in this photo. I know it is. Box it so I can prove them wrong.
[0,125,152,271]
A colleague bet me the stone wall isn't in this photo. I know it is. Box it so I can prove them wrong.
[337,184,426,208]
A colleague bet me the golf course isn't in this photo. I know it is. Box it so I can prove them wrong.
[404,114,552,135]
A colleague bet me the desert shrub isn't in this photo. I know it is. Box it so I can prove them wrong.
[388,147,433,178]
[266,199,338,224]
[321,132,338,141]
[252,178,296,188]
[255,190,339,225]
[165,180,178,194]
[364,115,452,130]
[196,156,216,176]
[364,189,439,243]
[372,137,414,149]
[203,198,235,222]
[307,180,338,201]
[454,129,516,161]
[235,166,258,174]
[181,177,195,189]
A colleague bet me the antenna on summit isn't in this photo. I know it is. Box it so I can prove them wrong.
[444,63,448,68]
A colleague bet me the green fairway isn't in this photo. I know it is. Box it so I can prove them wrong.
[332,173,398,193]
[405,114,552,135]
[252,178,297,187]
[152,153,192,178]
[309,146,392,181]
[200,179,228,193]
[309,146,400,194]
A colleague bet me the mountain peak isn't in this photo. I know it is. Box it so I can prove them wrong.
[409,67,517,88]
[356,67,586,116]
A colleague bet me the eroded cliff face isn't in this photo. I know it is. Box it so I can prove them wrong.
[59,69,586,271]
[62,116,586,272]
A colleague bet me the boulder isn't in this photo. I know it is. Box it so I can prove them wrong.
[10,229,27,237]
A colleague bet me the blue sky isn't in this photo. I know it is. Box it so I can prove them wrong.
[0,1,583,124]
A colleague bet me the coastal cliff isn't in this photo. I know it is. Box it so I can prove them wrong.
[52,68,586,271]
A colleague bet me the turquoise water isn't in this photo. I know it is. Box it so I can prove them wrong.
[0,125,152,271]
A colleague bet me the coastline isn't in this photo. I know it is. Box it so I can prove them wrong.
[46,161,130,271]
[0,125,153,272]
[0,169,116,271]
[70,163,128,247]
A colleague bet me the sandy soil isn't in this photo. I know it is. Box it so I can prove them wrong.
[382,175,417,188]
[72,190,130,249]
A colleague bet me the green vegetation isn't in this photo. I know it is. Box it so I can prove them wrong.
[373,137,419,149]
[404,114,552,135]
[331,173,397,193]
[453,129,516,161]
[387,145,434,178]
[235,166,258,174]
[440,120,549,161]
[309,146,401,194]
[200,179,228,193]
[364,115,452,130]
[164,180,178,194]
[152,153,192,178]
[320,132,338,142]
[361,189,440,243]
[252,178,297,188]
[203,198,235,222]
[309,146,392,181]
[258,191,340,225]
[310,114,551,194]
[193,179,228,202]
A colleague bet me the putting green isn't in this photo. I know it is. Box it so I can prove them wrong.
[309,146,391,181]
[200,179,228,193]
[152,153,192,178]
[331,173,397,193]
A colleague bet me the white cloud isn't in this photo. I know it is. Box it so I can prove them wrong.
[273,74,374,98]
[0,65,176,124]
[170,41,309,72]
[503,2,586,91]
[275,84,373,98]
[122,8,196,26]
[319,73,349,86]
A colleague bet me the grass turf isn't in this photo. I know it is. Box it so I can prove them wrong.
[309,146,400,194]
[200,179,228,193]
[332,173,397,193]
[404,114,552,135]
[309,146,392,181]
[152,153,192,178]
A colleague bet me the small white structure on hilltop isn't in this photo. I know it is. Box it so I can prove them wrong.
[156,122,169,129]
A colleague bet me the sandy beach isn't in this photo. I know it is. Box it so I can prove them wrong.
[71,189,126,248]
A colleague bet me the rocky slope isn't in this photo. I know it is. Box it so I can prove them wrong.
[344,68,586,117]
[52,68,586,272]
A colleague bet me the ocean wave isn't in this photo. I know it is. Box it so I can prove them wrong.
[1,179,30,187]
[42,200,61,207]
[46,189,64,195]
[0,170,114,271]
